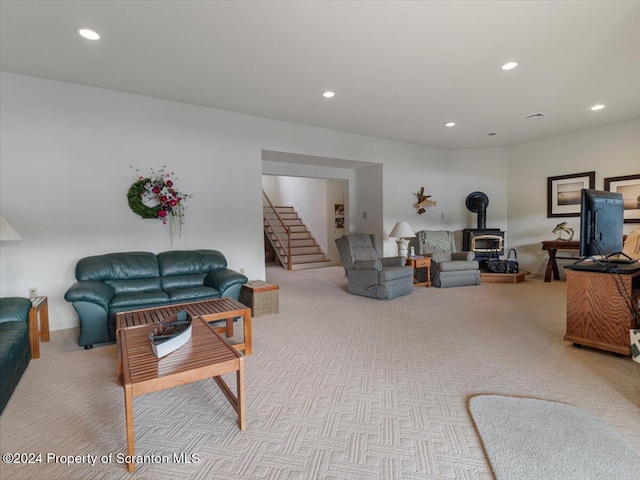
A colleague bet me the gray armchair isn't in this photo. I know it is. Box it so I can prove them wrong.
[416,230,481,288]
[335,234,414,299]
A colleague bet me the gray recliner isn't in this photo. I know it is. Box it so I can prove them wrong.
[335,234,414,299]
[416,230,481,288]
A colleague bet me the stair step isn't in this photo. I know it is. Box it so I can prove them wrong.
[267,233,313,242]
[278,246,321,255]
[288,239,316,247]
[266,227,309,236]
[290,253,327,262]
[286,259,332,270]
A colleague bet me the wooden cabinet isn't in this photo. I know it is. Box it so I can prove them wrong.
[565,268,640,355]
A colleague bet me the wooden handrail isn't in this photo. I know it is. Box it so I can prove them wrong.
[262,190,292,270]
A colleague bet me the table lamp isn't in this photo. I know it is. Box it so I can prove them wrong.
[388,221,415,257]
[0,215,21,241]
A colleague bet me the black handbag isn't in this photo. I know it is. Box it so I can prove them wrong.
[506,248,519,274]
[486,249,508,273]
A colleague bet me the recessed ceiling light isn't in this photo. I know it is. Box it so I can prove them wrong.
[501,61,519,71]
[445,122,456,127]
[78,29,100,40]
[589,104,605,111]
[322,91,335,98]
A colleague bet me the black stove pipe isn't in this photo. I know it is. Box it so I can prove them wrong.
[477,202,487,230]
[465,191,489,230]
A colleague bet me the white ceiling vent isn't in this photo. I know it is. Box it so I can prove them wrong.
[522,112,546,119]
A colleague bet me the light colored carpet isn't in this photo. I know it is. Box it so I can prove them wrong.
[1,266,639,479]
[469,394,640,480]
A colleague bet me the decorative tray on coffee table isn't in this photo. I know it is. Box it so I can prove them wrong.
[149,311,192,358]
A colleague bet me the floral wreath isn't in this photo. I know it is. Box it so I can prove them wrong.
[127,167,192,242]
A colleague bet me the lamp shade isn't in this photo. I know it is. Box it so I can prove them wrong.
[0,215,22,241]
[388,221,415,238]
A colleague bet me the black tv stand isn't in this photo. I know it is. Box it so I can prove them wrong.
[605,251,637,264]
[566,256,640,273]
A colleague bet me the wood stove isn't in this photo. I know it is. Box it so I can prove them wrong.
[463,229,505,264]
[464,192,505,267]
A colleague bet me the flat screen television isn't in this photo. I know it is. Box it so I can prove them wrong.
[579,188,624,258]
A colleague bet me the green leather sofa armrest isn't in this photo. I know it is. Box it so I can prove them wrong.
[64,281,114,311]
[0,297,32,324]
[204,269,248,296]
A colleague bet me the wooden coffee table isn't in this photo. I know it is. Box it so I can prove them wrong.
[120,316,245,472]
[115,298,252,383]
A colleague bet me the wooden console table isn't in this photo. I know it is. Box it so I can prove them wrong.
[565,266,640,355]
[541,241,580,282]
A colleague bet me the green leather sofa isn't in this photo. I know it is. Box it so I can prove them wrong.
[64,250,248,348]
[0,297,32,415]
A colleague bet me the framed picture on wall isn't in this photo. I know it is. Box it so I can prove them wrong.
[604,174,640,223]
[547,171,595,217]
[335,204,344,216]
[335,217,344,228]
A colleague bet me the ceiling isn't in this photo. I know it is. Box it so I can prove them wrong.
[1,1,639,150]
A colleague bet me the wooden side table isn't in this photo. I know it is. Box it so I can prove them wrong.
[405,257,431,287]
[29,296,50,359]
[240,280,279,316]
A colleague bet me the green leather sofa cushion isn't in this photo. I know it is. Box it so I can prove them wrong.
[161,273,207,290]
[158,250,226,276]
[109,291,170,309]
[105,277,162,294]
[165,286,220,302]
[76,252,159,281]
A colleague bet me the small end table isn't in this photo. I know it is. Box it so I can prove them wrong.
[240,280,279,316]
[406,256,431,287]
[29,296,50,359]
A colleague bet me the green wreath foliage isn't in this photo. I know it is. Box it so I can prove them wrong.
[127,178,161,219]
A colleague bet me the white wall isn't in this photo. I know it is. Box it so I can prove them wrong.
[3,73,635,334]
[507,119,640,277]
[2,72,508,333]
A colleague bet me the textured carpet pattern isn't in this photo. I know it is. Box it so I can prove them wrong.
[469,395,640,480]
[1,267,639,479]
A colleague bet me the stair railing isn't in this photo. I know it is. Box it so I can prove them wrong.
[262,190,292,270]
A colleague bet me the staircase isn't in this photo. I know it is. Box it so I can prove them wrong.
[263,191,331,270]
